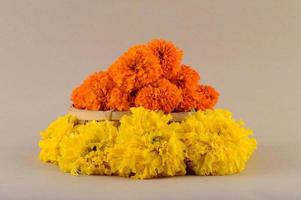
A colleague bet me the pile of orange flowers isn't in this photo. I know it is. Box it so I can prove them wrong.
[71,39,219,113]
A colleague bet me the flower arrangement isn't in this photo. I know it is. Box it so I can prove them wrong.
[39,39,257,179]
[39,108,256,179]
[71,39,219,113]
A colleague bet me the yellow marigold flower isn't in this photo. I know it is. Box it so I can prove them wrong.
[38,108,257,179]
[181,109,257,175]
[58,120,118,175]
[39,115,77,163]
[107,107,186,179]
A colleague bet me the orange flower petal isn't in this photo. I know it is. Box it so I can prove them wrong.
[173,64,200,88]
[71,72,115,110]
[196,85,219,110]
[135,79,182,113]
[148,39,183,80]
[107,87,134,111]
[108,45,162,92]
[177,85,219,111]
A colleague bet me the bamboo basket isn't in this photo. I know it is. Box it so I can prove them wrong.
[68,106,192,123]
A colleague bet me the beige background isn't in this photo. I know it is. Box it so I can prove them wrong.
[0,0,301,199]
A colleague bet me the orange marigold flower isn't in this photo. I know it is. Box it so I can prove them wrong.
[196,85,219,110]
[173,64,200,88]
[176,87,200,112]
[108,45,162,92]
[71,72,115,110]
[71,84,100,110]
[107,87,134,111]
[148,39,183,80]
[177,85,219,112]
[135,79,182,113]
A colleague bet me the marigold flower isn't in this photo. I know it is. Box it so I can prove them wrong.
[107,87,134,111]
[173,64,200,88]
[181,109,257,175]
[71,84,100,110]
[38,108,257,178]
[71,72,115,110]
[108,45,162,92]
[39,115,77,163]
[107,107,186,179]
[58,121,118,175]
[177,84,219,111]
[196,85,219,110]
[177,87,201,112]
[148,39,183,80]
[135,79,182,113]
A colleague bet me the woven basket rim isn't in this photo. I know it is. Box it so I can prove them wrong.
[68,106,193,122]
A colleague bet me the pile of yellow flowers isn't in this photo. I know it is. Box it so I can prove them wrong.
[39,107,256,179]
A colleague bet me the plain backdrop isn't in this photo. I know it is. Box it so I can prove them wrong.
[0,0,300,199]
